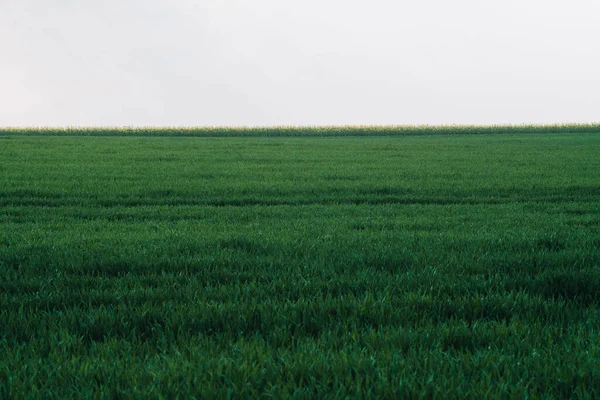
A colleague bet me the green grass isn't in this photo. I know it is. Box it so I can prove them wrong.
[1,130,599,398]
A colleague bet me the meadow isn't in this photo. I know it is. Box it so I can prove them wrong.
[1,128,599,398]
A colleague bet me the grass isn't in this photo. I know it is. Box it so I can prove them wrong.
[1,128,599,398]
[2,122,600,137]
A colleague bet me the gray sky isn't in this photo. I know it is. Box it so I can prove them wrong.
[2,0,599,126]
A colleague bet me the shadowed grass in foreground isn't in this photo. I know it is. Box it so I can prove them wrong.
[1,132,599,398]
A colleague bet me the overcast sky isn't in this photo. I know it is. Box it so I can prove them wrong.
[2,0,599,126]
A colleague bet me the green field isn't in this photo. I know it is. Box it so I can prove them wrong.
[1,129,599,398]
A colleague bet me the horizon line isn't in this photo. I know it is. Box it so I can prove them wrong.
[2,122,600,130]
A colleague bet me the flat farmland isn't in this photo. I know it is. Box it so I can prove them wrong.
[1,130,599,398]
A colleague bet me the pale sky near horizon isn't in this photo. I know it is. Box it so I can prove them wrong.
[1,0,599,127]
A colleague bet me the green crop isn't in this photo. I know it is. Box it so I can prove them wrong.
[1,123,600,137]
[1,129,599,398]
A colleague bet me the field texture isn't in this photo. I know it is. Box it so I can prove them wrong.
[1,130,599,398]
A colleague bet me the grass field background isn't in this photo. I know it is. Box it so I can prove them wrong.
[2,123,600,137]
[1,129,599,397]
